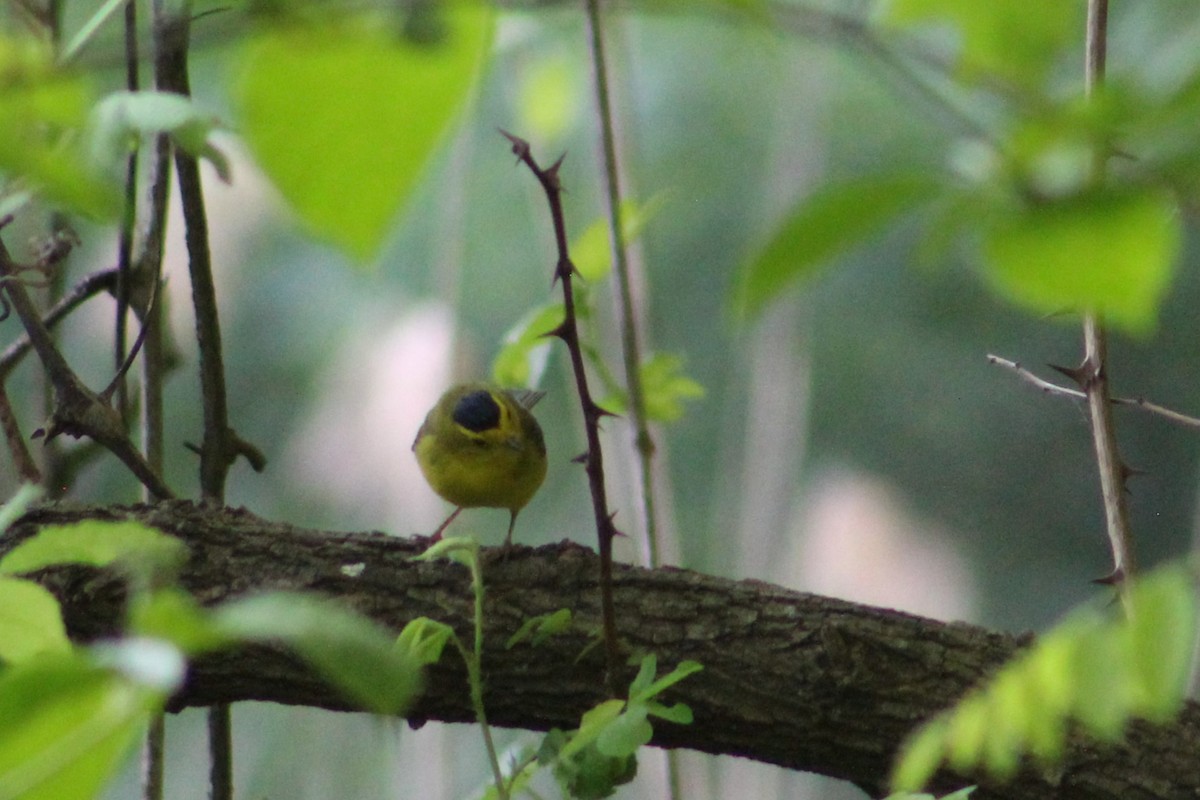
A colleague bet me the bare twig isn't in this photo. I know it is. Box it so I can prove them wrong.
[0,235,172,498]
[0,268,118,379]
[988,355,1200,430]
[0,383,41,484]
[502,131,622,690]
[582,0,666,575]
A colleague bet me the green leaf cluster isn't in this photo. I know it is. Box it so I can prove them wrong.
[0,512,427,799]
[891,564,1197,793]
[537,655,702,799]
[735,5,1200,334]
[233,3,492,262]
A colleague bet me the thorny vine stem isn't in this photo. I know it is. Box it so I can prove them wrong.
[502,131,622,691]
[1080,0,1137,599]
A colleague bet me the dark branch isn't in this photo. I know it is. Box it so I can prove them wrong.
[4,502,1199,800]
[502,132,621,688]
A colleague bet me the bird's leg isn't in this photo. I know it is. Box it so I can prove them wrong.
[504,510,518,547]
[430,507,463,541]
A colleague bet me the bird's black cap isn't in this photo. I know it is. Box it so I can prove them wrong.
[454,390,501,433]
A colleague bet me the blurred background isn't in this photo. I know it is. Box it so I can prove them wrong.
[3,1,1199,798]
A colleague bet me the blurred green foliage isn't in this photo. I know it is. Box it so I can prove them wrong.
[2,0,1200,797]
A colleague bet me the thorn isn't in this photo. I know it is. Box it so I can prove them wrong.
[546,153,567,189]
[183,441,201,456]
[1047,362,1087,386]
[31,427,44,440]
[1093,566,1125,586]
[1119,461,1145,482]
[588,399,619,421]
[544,320,571,342]
[498,128,529,162]
[571,451,588,464]
[0,214,13,230]
[593,402,620,421]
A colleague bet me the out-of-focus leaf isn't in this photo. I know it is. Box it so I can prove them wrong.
[0,484,43,533]
[982,187,1180,334]
[0,521,187,586]
[891,563,1196,794]
[0,38,115,217]
[880,0,1080,90]
[492,303,564,389]
[734,174,939,318]
[600,353,704,423]
[517,51,580,145]
[0,577,70,663]
[572,193,668,282]
[127,588,231,656]
[233,6,492,261]
[89,91,229,181]
[0,653,160,800]
[394,617,455,666]
[213,592,422,714]
[1122,566,1197,721]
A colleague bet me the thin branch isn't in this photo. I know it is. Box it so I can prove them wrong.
[0,383,41,484]
[582,0,665,573]
[988,355,1200,430]
[0,268,118,379]
[502,132,622,690]
[0,236,172,498]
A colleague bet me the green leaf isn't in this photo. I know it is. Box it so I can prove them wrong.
[560,699,625,761]
[0,577,70,663]
[890,717,949,793]
[880,0,1079,90]
[0,38,115,217]
[891,563,1197,793]
[734,174,939,318]
[0,653,158,800]
[89,91,229,181]
[600,353,705,423]
[394,617,455,666]
[629,658,703,702]
[982,187,1181,333]
[0,520,187,585]
[491,304,564,389]
[213,592,423,714]
[0,484,43,533]
[595,706,652,758]
[506,608,572,650]
[127,588,231,656]
[233,6,492,261]
[645,701,693,725]
[571,193,668,282]
[410,535,479,567]
[1122,565,1196,721]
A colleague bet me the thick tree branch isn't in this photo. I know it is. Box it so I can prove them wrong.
[4,502,1199,800]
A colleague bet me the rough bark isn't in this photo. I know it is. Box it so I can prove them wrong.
[4,501,1198,799]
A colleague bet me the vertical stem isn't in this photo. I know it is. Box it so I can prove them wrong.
[153,2,235,796]
[1081,0,1136,595]
[581,5,680,794]
[505,135,622,687]
[581,0,663,570]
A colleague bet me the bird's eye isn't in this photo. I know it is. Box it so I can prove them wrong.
[453,390,502,433]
